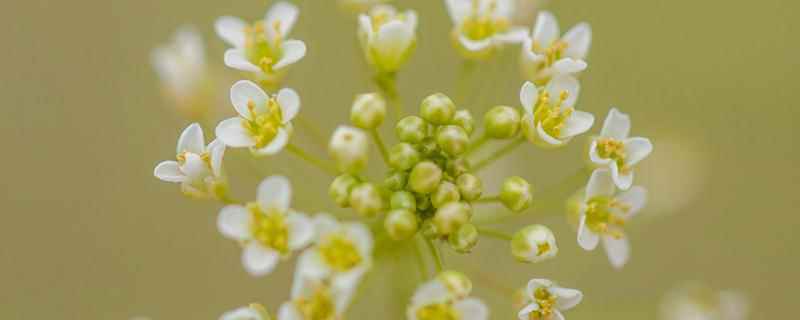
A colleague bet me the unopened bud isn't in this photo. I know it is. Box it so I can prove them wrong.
[349,183,384,217]
[452,109,475,135]
[420,93,456,125]
[510,224,558,263]
[500,176,533,212]
[437,270,472,298]
[484,105,521,139]
[383,171,408,191]
[329,126,369,173]
[390,190,416,211]
[350,93,386,129]
[384,209,419,240]
[456,173,482,201]
[431,181,461,208]
[436,125,469,156]
[432,201,471,235]
[329,174,359,207]
[448,223,478,253]
[395,115,428,143]
[389,143,421,170]
[409,161,442,194]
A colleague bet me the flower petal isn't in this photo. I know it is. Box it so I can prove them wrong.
[445,0,471,23]
[551,310,566,320]
[536,123,565,147]
[215,16,247,47]
[525,278,554,298]
[603,235,630,269]
[277,88,300,122]
[519,81,539,114]
[231,80,268,119]
[207,139,226,177]
[552,58,587,75]
[373,20,415,69]
[545,75,580,108]
[458,34,492,52]
[600,108,630,140]
[610,162,633,190]
[287,211,313,250]
[588,140,612,165]
[265,1,299,37]
[224,49,261,73]
[552,286,583,310]
[312,213,340,239]
[273,39,306,70]
[562,22,592,60]
[559,110,594,139]
[411,280,450,306]
[251,127,290,156]
[531,11,560,48]
[220,306,262,320]
[617,186,647,217]
[455,298,489,320]
[585,168,615,199]
[577,215,600,250]
[346,223,374,255]
[180,153,210,180]
[177,123,205,155]
[216,117,256,148]
[517,303,539,320]
[257,175,291,212]
[154,161,185,182]
[242,243,280,276]
[277,303,301,320]
[218,205,251,241]
[495,27,529,43]
[624,137,653,166]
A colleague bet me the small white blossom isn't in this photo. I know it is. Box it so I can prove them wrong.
[407,273,488,320]
[577,168,647,269]
[215,2,306,83]
[589,108,653,190]
[521,11,592,84]
[358,5,418,74]
[328,125,370,173]
[215,80,299,155]
[519,77,594,148]
[445,0,528,59]
[154,123,226,199]
[661,284,749,320]
[220,303,271,320]
[517,279,583,320]
[217,176,314,276]
[151,26,209,117]
[511,224,558,263]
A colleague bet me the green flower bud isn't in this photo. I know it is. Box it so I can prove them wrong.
[390,190,417,211]
[500,176,533,212]
[431,181,461,208]
[384,209,419,240]
[511,224,558,263]
[456,173,482,201]
[484,105,521,139]
[432,201,471,235]
[329,174,359,207]
[383,171,408,191]
[409,161,442,194]
[452,109,475,135]
[420,93,456,125]
[436,125,469,156]
[350,93,386,129]
[437,270,472,298]
[446,158,470,177]
[418,137,439,156]
[416,193,432,212]
[349,183,384,217]
[448,223,479,253]
[395,115,428,144]
[329,126,369,173]
[388,143,421,170]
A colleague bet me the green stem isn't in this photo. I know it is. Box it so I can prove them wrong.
[476,227,513,241]
[412,237,428,280]
[370,129,391,165]
[286,143,338,176]
[465,132,489,156]
[455,60,477,104]
[473,195,500,204]
[472,138,524,172]
[375,73,403,119]
[423,237,444,274]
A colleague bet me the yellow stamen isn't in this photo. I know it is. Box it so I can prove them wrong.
[318,233,362,272]
[248,202,289,254]
[416,302,460,320]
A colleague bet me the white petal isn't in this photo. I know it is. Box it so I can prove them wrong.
[545,75,580,108]
[277,303,301,320]
[617,186,647,217]
[287,211,313,250]
[552,58,588,75]
[525,278,554,298]
[251,127,290,156]
[551,287,583,310]
[175,26,205,66]
[585,168,615,199]
[559,110,594,139]
[180,153,210,180]
[562,23,592,60]
[292,251,331,298]
[177,123,205,155]
[588,140,611,165]
[346,223,374,255]
[624,137,653,166]
[218,205,251,241]
[455,298,489,320]
[357,14,373,38]
[495,27,529,43]
[603,235,630,269]
[517,303,539,320]
[577,215,600,250]
[216,117,256,148]
[551,310,565,320]
[224,49,261,73]
[458,34,492,52]
[277,88,300,122]
[610,162,633,190]
[231,80,269,119]
[531,11,560,48]
[404,10,419,31]
[312,213,340,239]
[600,108,630,140]
[273,40,306,70]
[373,20,415,68]
[215,16,247,47]
[207,139,226,177]
[257,175,291,212]
[536,123,565,147]
[411,280,450,306]
[519,81,539,114]
[220,306,262,320]
[154,161,185,183]
[242,243,280,276]
[445,0,471,23]
[521,38,545,64]
[265,1,299,37]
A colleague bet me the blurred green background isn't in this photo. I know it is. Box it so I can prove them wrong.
[2,0,797,318]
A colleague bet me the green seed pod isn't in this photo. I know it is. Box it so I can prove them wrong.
[395,115,428,144]
[431,181,461,209]
[484,105,521,139]
[384,209,419,240]
[448,223,479,253]
[456,173,482,201]
[383,171,408,191]
[436,125,469,156]
[437,270,472,298]
[409,161,442,194]
[510,224,558,263]
[350,93,386,129]
[329,174,359,207]
[349,183,384,217]
[432,201,471,235]
[388,143,421,170]
[452,109,475,135]
[420,93,456,125]
[500,176,533,212]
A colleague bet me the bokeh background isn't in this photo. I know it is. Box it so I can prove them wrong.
[2,0,797,318]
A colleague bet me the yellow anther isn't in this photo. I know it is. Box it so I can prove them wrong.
[247,202,290,254]
[259,57,275,73]
[319,233,362,272]
[294,283,336,320]
[416,302,459,320]
[176,151,187,164]
[529,287,557,319]
[537,242,551,256]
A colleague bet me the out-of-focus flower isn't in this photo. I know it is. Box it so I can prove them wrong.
[220,303,271,320]
[357,5,418,74]
[517,278,582,320]
[154,123,227,199]
[151,26,212,119]
[277,279,350,320]
[407,271,488,320]
[215,2,306,86]
[521,11,591,85]
[589,108,653,190]
[217,176,314,276]
[445,0,528,60]
[215,80,299,156]
[577,168,647,269]
[660,283,749,320]
[511,224,558,263]
[519,77,594,148]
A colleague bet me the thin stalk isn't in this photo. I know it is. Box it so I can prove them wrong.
[465,132,490,156]
[370,129,391,165]
[476,227,513,241]
[473,195,500,204]
[375,73,403,119]
[472,138,524,172]
[423,237,444,274]
[412,237,428,280]
[286,143,338,176]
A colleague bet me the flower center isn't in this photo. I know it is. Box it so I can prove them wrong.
[536,242,551,257]
[532,40,568,68]
[242,98,283,148]
[584,196,630,238]
[247,202,289,254]
[596,138,628,172]
[176,151,212,169]
[529,287,557,319]
[532,90,573,138]
[244,21,284,73]
[294,284,336,320]
[369,7,407,33]
[318,233,362,272]
[461,0,509,41]
[416,302,460,320]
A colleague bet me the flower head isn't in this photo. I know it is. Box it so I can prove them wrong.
[407,271,488,320]
[517,279,582,320]
[577,168,647,269]
[215,2,306,84]
[589,108,653,190]
[521,11,592,84]
[154,123,226,199]
[445,0,528,59]
[220,303,271,320]
[215,80,299,155]
[511,224,558,263]
[217,176,314,276]
[358,5,418,74]
[151,26,210,118]
[519,77,594,148]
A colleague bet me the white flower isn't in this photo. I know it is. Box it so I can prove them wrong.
[215,80,299,155]
[277,276,354,320]
[154,123,226,199]
[517,279,583,320]
[521,11,591,84]
[519,77,594,148]
[407,274,488,320]
[577,168,647,269]
[660,284,749,320]
[151,26,209,116]
[511,224,558,263]
[220,303,271,320]
[217,176,314,276]
[589,108,654,190]
[328,125,370,173]
[215,2,306,82]
[357,5,417,74]
[445,0,528,59]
